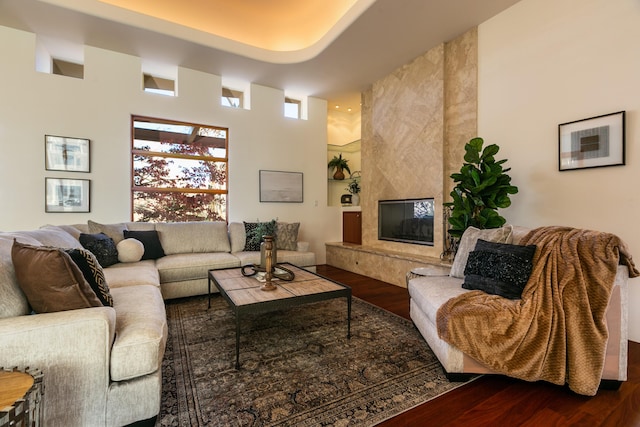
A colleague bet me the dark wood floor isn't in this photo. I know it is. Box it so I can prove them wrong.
[315,265,640,427]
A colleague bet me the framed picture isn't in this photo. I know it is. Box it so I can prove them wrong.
[45,178,90,212]
[259,170,303,203]
[45,135,90,172]
[558,111,625,171]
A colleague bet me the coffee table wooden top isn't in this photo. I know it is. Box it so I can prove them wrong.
[0,371,34,410]
[209,265,347,307]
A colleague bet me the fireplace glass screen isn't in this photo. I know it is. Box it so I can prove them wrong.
[378,198,434,246]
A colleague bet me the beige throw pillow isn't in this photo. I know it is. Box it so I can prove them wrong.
[450,225,513,278]
[88,220,128,244]
[276,222,300,251]
[117,238,145,263]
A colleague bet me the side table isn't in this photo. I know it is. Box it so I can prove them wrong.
[405,266,450,286]
[0,367,44,427]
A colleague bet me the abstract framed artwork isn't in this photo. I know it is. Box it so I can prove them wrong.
[45,178,90,212]
[45,135,90,172]
[558,111,625,171]
[259,170,303,203]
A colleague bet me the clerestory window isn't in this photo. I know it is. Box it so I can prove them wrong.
[131,116,228,222]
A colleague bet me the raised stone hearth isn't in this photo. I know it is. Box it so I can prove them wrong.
[326,242,450,288]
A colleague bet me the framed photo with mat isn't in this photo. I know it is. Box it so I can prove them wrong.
[558,111,625,171]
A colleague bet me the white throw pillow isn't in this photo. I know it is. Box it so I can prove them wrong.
[117,238,145,263]
[450,225,513,278]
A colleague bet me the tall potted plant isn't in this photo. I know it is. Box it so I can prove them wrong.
[444,137,518,239]
[328,153,351,180]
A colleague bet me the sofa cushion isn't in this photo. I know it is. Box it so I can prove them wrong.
[232,250,316,268]
[243,220,276,251]
[156,222,230,254]
[11,241,102,313]
[232,251,261,266]
[276,250,316,267]
[408,275,468,325]
[116,238,145,263]
[450,225,513,278]
[123,230,165,260]
[125,222,157,231]
[79,232,119,267]
[109,285,167,381]
[66,248,114,307]
[40,224,83,241]
[228,222,246,253]
[276,222,300,250]
[104,260,160,288]
[0,236,36,318]
[88,220,128,244]
[155,252,240,283]
[17,225,83,249]
[462,240,537,300]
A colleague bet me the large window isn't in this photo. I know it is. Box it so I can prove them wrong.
[131,116,228,222]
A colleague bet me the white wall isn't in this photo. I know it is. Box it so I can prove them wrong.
[478,0,640,341]
[0,25,342,263]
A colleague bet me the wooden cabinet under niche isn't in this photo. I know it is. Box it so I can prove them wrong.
[342,211,362,244]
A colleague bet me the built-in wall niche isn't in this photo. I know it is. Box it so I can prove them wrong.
[327,139,361,206]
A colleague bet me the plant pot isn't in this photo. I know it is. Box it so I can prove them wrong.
[352,193,360,206]
[333,168,345,180]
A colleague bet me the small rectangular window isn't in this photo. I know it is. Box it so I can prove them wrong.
[52,58,84,79]
[221,87,244,108]
[284,97,301,119]
[143,73,175,96]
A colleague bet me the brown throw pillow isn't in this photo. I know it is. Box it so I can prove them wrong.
[11,240,102,313]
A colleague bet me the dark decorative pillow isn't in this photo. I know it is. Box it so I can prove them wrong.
[462,239,537,300]
[66,248,114,307]
[79,233,119,267]
[11,240,102,313]
[123,230,165,260]
[243,220,277,251]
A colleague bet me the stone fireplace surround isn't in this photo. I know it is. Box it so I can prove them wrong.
[326,28,477,287]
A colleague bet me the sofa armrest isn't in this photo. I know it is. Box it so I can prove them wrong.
[296,241,310,252]
[0,307,116,426]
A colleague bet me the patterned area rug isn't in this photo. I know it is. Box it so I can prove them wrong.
[157,295,471,426]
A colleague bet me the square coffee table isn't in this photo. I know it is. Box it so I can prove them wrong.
[208,263,352,369]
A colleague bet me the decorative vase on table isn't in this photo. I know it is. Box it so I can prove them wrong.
[351,193,360,206]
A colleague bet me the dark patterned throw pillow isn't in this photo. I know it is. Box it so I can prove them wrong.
[243,220,277,251]
[79,232,119,267]
[462,239,537,299]
[66,248,114,307]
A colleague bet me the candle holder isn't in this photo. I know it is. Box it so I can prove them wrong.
[260,235,277,291]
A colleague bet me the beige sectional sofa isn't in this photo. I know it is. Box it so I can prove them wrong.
[0,220,316,426]
[408,225,632,394]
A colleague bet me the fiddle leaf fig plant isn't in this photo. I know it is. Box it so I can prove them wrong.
[444,137,518,238]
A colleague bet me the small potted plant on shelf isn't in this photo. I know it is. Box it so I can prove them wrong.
[328,153,351,180]
[345,178,361,206]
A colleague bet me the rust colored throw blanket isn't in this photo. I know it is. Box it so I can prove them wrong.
[437,226,639,395]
